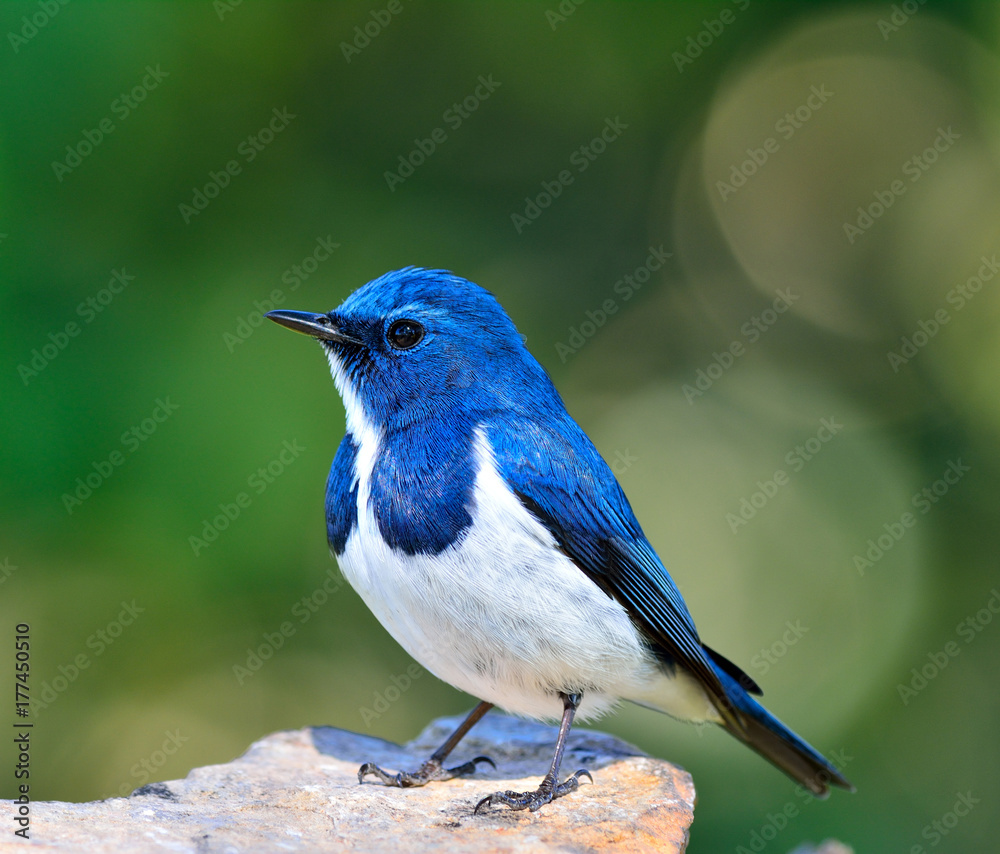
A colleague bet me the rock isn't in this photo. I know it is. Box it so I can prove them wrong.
[10,712,695,852]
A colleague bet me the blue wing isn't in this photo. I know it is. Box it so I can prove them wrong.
[483,414,760,720]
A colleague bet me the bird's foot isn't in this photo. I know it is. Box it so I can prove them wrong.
[474,768,592,813]
[358,754,495,788]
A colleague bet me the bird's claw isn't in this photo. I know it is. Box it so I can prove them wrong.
[474,768,592,813]
[358,754,495,788]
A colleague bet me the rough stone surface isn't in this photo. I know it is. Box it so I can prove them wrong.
[6,713,695,852]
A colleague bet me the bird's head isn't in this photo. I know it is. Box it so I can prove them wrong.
[267,267,558,433]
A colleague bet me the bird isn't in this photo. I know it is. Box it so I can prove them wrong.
[265,266,854,812]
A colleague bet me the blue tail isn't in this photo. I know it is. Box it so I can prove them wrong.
[709,657,854,796]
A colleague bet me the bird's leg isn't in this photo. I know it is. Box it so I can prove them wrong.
[474,692,592,813]
[358,700,496,787]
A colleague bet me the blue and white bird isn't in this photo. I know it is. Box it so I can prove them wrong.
[266,267,853,812]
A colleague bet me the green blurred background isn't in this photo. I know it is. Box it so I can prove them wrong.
[2,1,999,850]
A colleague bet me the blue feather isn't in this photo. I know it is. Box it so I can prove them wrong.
[325,434,358,555]
[369,416,477,555]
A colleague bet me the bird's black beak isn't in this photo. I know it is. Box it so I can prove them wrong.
[265,310,361,345]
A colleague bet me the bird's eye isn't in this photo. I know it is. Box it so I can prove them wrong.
[387,319,424,350]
